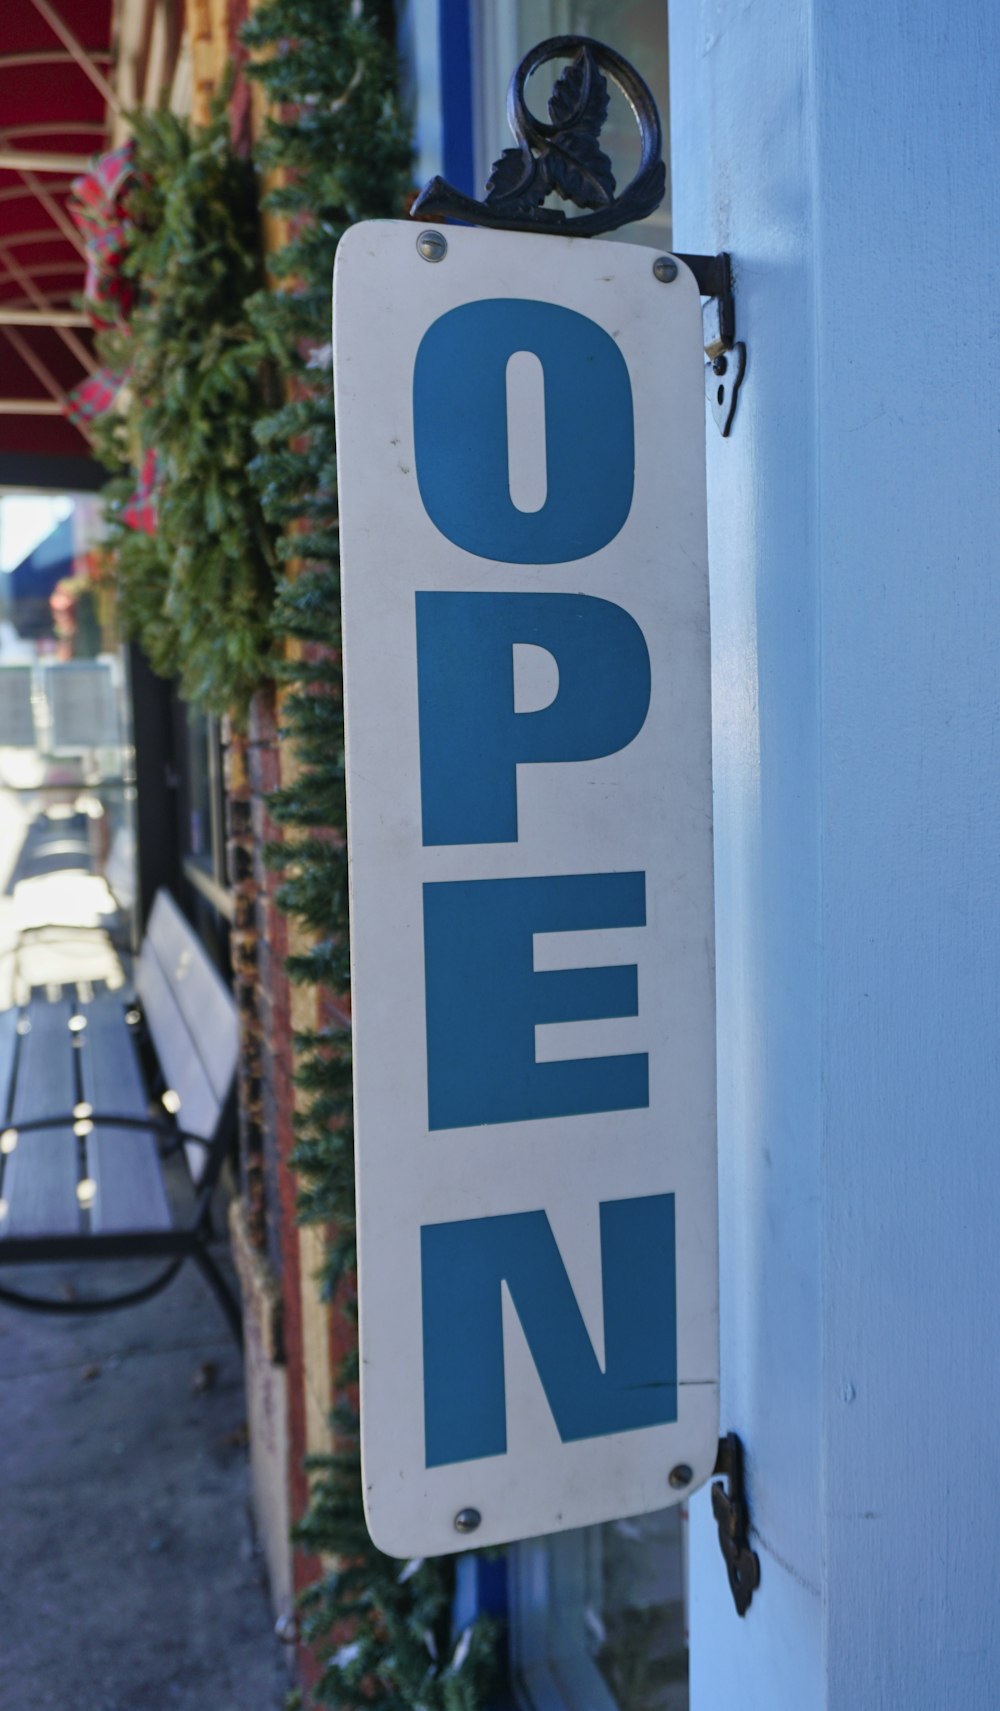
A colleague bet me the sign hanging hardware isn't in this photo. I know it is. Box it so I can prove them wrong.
[712,1433,761,1616]
[651,248,745,438]
[410,33,745,436]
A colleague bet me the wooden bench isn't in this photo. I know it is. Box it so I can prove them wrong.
[0,890,242,1340]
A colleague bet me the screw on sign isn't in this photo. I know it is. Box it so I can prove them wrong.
[416,230,448,263]
[333,210,718,1556]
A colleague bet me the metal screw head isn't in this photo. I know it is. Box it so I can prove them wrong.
[668,1463,694,1489]
[417,230,448,263]
[653,255,679,283]
[454,1507,482,1534]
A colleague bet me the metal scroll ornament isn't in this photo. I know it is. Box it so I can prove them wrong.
[411,36,666,238]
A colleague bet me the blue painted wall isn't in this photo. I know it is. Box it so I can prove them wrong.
[672,0,1000,1703]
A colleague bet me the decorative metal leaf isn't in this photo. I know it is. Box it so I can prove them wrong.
[547,47,610,136]
[542,49,615,209]
[484,146,548,216]
[546,131,615,208]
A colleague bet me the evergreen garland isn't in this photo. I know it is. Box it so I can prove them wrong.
[242,4,500,1705]
[94,98,278,713]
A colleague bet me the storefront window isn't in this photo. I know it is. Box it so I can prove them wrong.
[178,702,230,917]
[182,706,214,865]
[591,1508,688,1710]
[512,1507,688,1711]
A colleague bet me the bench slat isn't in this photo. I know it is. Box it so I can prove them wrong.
[144,891,239,1105]
[2,998,81,1238]
[2,1126,81,1236]
[80,994,171,1234]
[87,1127,172,1233]
[11,996,76,1122]
[136,942,219,1144]
[0,1008,17,1123]
[79,990,148,1118]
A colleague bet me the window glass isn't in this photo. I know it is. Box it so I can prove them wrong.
[177,702,229,915]
[590,1507,688,1710]
[471,0,671,250]
[182,706,213,866]
[511,1507,688,1711]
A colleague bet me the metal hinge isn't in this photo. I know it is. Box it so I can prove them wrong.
[675,252,746,437]
[712,1432,761,1615]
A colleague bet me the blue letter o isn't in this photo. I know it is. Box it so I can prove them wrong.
[413,299,634,564]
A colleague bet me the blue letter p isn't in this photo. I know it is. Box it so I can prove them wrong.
[416,592,651,846]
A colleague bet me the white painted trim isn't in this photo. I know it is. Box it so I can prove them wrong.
[0,151,94,173]
[0,400,64,415]
[0,308,90,327]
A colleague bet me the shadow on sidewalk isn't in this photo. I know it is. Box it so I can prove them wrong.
[0,1258,290,1711]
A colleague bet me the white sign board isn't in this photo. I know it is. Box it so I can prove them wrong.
[334,221,717,1558]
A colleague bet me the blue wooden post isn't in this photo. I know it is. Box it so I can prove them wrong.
[672,0,1000,1702]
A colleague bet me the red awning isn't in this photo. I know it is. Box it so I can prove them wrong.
[0,0,116,462]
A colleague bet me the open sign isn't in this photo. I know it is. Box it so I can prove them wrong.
[334,221,717,1557]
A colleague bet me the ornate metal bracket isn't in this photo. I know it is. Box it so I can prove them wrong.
[412,35,664,238]
[712,1433,761,1616]
[410,35,744,435]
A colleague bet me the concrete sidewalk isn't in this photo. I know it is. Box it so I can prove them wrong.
[0,1258,289,1711]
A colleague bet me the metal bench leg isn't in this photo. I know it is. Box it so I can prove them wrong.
[191,1243,243,1347]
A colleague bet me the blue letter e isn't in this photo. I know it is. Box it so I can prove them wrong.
[423,871,648,1130]
[421,1194,677,1466]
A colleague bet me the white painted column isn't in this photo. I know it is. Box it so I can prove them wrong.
[671,0,1000,1704]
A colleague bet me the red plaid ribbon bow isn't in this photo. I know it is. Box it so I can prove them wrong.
[121,447,159,537]
[69,141,138,328]
[63,366,121,431]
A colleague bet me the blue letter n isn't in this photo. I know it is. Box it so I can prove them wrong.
[421,1194,677,1467]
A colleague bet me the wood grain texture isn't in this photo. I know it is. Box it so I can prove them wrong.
[3,998,80,1236]
[671,0,825,1696]
[673,0,1000,1701]
[11,995,75,1122]
[79,993,170,1235]
[2,1127,80,1236]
